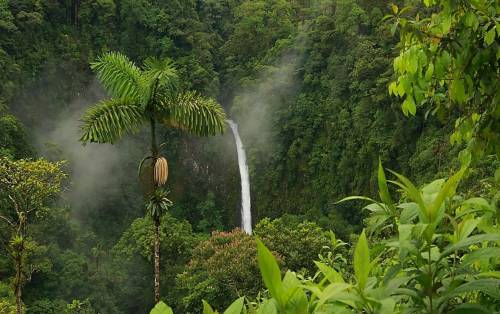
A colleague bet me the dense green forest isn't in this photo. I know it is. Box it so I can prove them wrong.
[0,0,499,313]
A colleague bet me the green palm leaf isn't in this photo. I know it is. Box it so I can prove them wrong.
[158,91,226,136]
[80,98,144,144]
[91,52,144,101]
[142,57,178,92]
[141,57,179,109]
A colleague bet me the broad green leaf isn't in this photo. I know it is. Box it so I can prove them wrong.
[457,198,493,218]
[398,224,416,259]
[364,203,387,213]
[400,75,412,94]
[396,81,405,96]
[378,160,395,214]
[315,283,351,310]
[449,304,490,314]
[421,246,440,261]
[441,233,500,257]
[282,270,302,292]
[402,96,416,116]
[425,63,434,80]
[428,168,465,223]
[223,297,244,314]
[150,301,174,314]
[421,179,445,196]
[203,300,218,314]
[314,261,344,283]
[453,216,479,242]
[478,271,500,279]
[256,299,277,314]
[282,272,308,314]
[378,298,396,314]
[354,229,370,290]
[203,301,217,314]
[447,279,500,299]
[388,170,427,221]
[462,247,500,266]
[485,27,496,46]
[256,238,284,305]
[450,79,466,104]
[388,81,398,95]
[408,56,418,74]
[399,203,419,223]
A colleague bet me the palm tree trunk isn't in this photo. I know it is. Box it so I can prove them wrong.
[153,213,161,303]
[150,118,161,303]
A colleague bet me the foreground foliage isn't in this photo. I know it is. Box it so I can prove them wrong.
[156,161,499,313]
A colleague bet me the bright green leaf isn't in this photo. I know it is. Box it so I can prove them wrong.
[485,27,496,46]
[223,297,245,314]
[354,229,370,290]
[150,302,174,314]
[256,238,284,305]
[203,300,218,314]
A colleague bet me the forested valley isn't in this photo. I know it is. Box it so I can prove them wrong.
[0,0,499,313]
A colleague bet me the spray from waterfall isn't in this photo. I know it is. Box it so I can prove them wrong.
[227,120,252,234]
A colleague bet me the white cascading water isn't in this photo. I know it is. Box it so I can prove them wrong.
[227,120,252,234]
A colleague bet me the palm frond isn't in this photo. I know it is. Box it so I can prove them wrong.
[158,91,226,136]
[91,52,144,101]
[142,57,179,105]
[80,98,145,144]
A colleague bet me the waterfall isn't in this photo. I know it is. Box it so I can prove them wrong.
[227,120,252,234]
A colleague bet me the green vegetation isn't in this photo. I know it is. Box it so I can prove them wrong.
[388,0,500,158]
[0,158,65,313]
[0,0,498,313]
[166,163,500,313]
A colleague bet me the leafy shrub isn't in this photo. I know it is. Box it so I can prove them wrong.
[176,229,267,313]
[254,218,330,275]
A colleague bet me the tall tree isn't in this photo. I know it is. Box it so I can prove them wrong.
[0,158,65,314]
[79,52,226,303]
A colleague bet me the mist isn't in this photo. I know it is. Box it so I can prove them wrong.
[34,80,144,221]
[230,34,306,156]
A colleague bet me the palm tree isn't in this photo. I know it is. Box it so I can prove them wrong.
[79,52,226,303]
